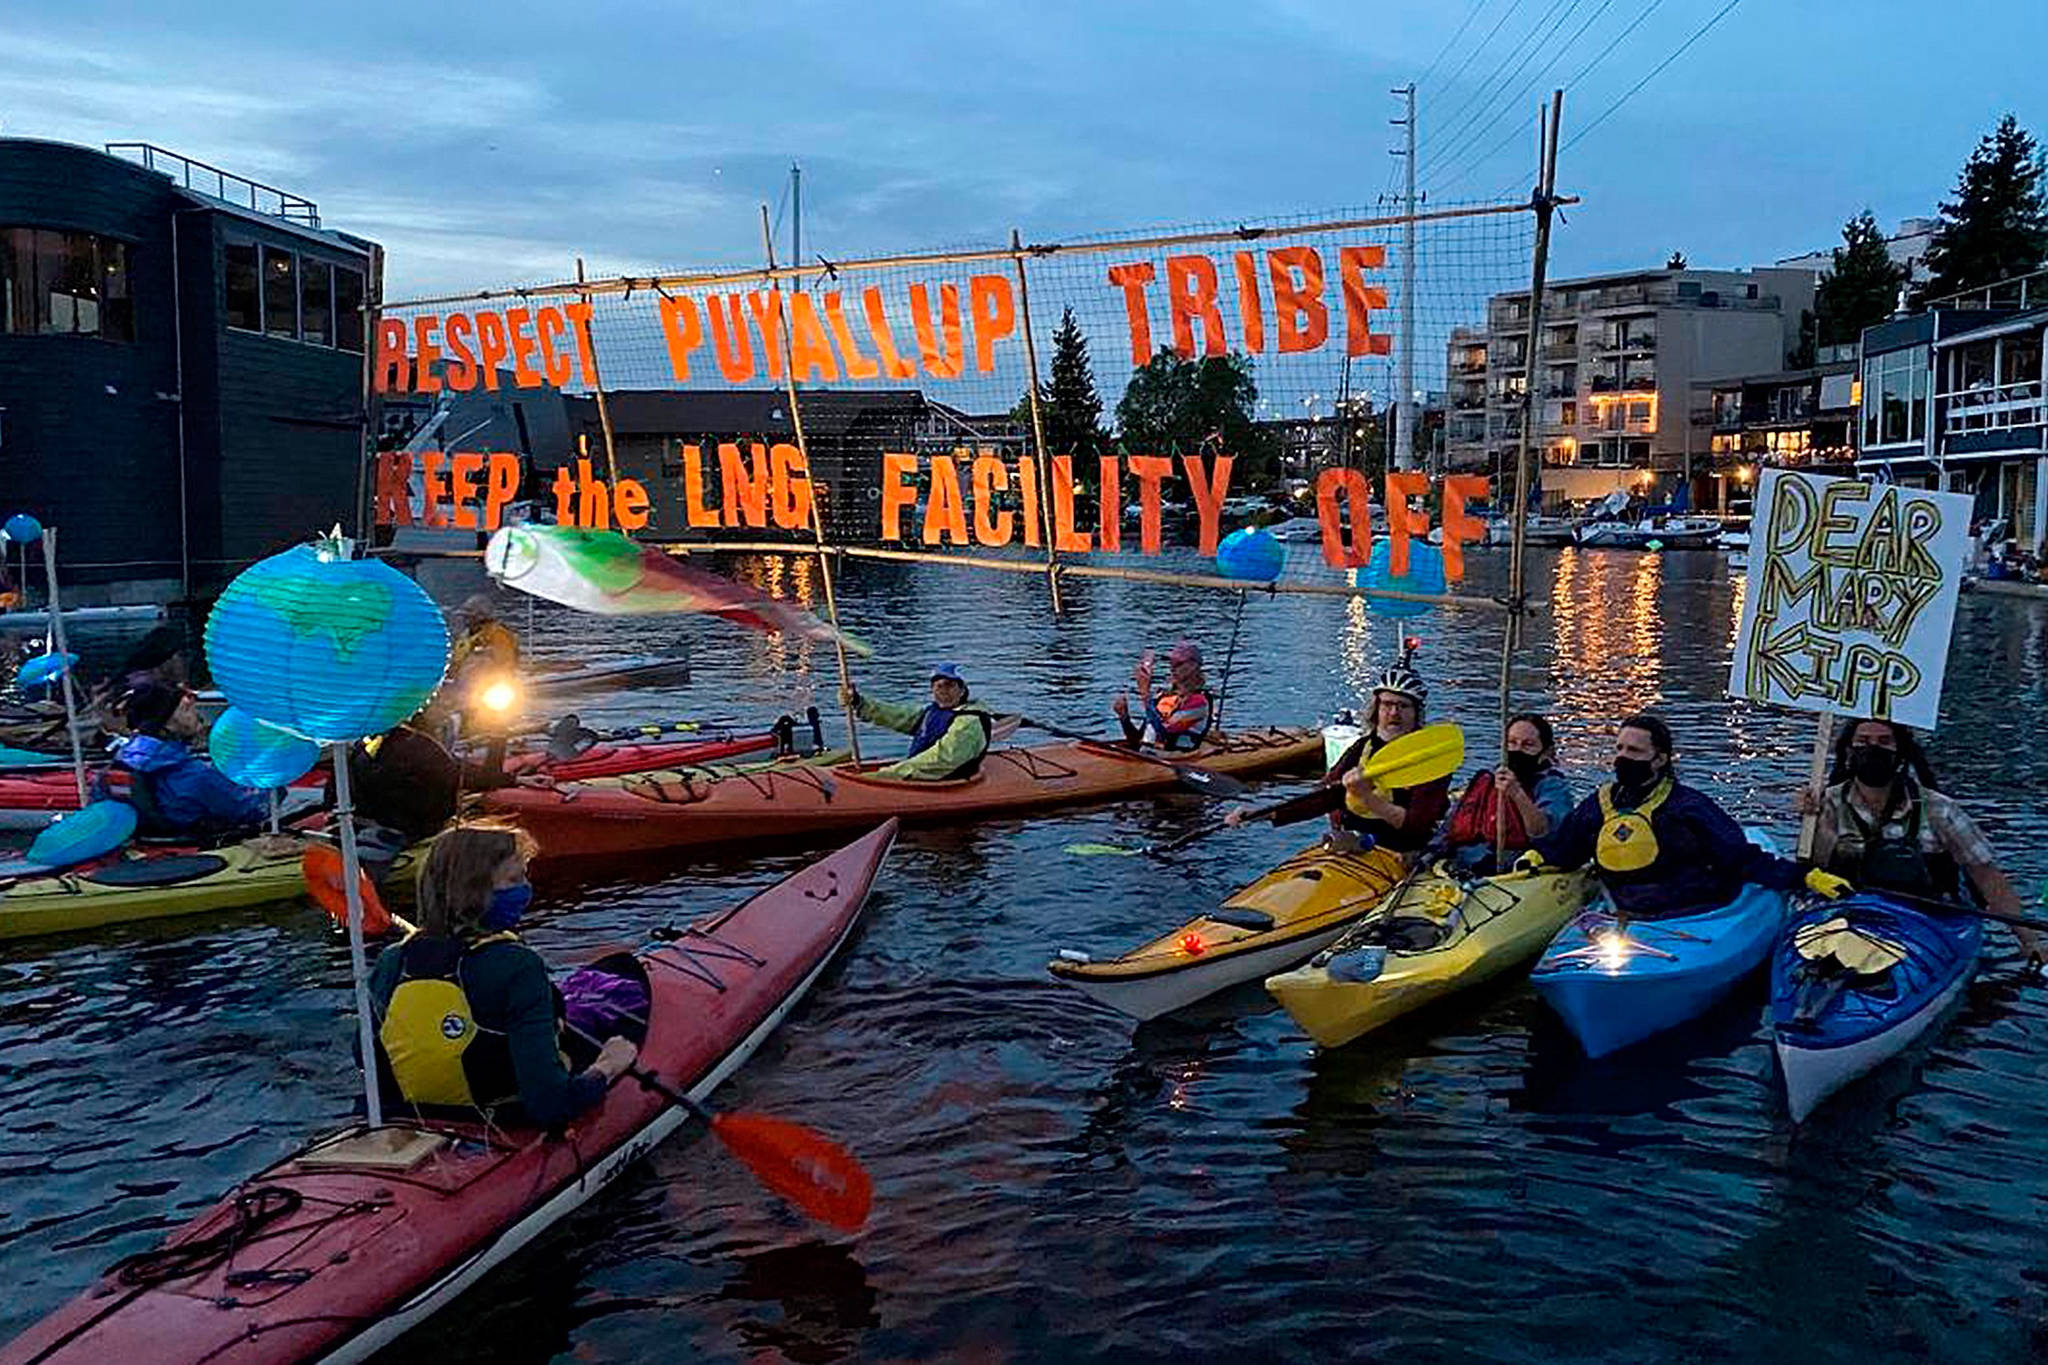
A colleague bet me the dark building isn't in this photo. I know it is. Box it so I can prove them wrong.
[0,139,377,600]
[1694,352,1859,513]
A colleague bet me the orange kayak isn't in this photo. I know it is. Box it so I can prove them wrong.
[486,728,1321,862]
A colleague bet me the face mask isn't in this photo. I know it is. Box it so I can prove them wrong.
[483,881,533,931]
[1505,750,1544,785]
[1613,755,1659,792]
[1850,746,1901,787]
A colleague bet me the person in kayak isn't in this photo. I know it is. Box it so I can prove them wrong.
[1523,712,1846,917]
[369,823,638,1128]
[1222,655,1450,855]
[1431,712,1574,874]
[1798,716,2042,963]
[840,664,994,780]
[91,623,189,734]
[349,702,516,847]
[112,681,270,839]
[1112,641,1215,751]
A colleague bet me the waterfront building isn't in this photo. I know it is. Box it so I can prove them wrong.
[1693,347,1860,515]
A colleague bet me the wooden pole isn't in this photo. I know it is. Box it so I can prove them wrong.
[355,243,386,544]
[760,206,862,764]
[37,529,90,805]
[1797,713,1835,860]
[330,741,382,1129]
[1011,230,1065,615]
[576,258,622,489]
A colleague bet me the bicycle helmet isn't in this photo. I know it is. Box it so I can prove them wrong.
[1372,640,1427,709]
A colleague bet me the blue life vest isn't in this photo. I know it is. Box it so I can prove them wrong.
[907,704,994,777]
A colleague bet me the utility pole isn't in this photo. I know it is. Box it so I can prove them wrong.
[790,161,802,292]
[1392,83,1418,471]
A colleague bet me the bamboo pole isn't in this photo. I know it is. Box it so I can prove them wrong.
[577,258,622,489]
[760,206,862,764]
[330,741,382,1130]
[1010,229,1064,615]
[37,529,89,805]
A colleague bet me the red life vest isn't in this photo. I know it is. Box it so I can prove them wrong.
[1445,769,1531,851]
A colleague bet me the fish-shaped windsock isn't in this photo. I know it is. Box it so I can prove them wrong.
[484,525,872,656]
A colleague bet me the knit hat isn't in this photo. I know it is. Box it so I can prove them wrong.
[124,681,185,734]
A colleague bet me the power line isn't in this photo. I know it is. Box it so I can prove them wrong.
[1431,0,1532,103]
[1428,0,1620,182]
[1562,0,1743,152]
[1424,0,1570,162]
[1426,0,1586,166]
[1417,0,1496,89]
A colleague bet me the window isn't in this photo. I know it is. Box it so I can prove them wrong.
[262,246,298,337]
[0,227,135,340]
[229,240,363,351]
[224,242,259,330]
[301,258,332,346]
[1862,347,1927,446]
[2001,334,2040,386]
[334,266,364,353]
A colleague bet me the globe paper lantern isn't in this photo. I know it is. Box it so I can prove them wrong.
[1354,539,1446,620]
[204,538,449,744]
[28,800,137,869]
[209,705,321,787]
[1216,528,1284,583]
[3,513,42,544]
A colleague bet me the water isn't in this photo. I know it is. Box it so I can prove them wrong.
[4,549,2047,1362]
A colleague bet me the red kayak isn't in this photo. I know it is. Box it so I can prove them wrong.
[0,768,330,833]
[502,730,779,782]
[2,820,897,1365]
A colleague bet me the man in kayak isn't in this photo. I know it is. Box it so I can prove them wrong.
[840,664,995,780]
[113,681,271,839]
[350,702,517,849]
[91,624,189,735]
[1798,716,2042,963]
[1524,713,1847,916]
[1222,656,1449,855]
[1431,712,1574,874]
[369,823,638,1128]
[1112,641,1215,751]
[447,593,521,730]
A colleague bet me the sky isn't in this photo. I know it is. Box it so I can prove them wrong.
[3,0,2045,303]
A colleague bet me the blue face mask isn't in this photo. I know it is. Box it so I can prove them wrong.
[483,881,533,931]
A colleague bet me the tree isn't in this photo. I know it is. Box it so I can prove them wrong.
[1922,113,2048,300]
[1665,250,1688,271]
[1814,210,1907,349]
[1042,308,1106,461]
[1114,348,1277,480]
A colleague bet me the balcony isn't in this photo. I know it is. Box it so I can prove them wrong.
[1624,372,1658,392]
[1941,380,2044,434]
[1595,333,1658,354]
[1542,341,1579,360]
[1454,357,1488,375]
[105,142,321,226]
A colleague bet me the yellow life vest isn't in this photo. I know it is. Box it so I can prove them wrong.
[1595,778,1673,874]
[378,931,519,1109]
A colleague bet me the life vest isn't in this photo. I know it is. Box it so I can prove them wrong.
[377,932,523,1111]
[1595,778,1673,874]
[452,622,519,675]
[1446,768,1533,851]
[1147,690,1216,751]
[1827,781,1958,900]
[907,704,994,777]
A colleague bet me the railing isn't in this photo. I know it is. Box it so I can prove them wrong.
[1925,267,2048,313]
[1594,333,1657,353]
[1541,341,1579,359]
[1454,358,1488,374]
[104,142,321,227]
[1940,379,2044,434]
[1578,283,1780,313]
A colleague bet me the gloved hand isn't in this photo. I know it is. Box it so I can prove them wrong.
[1512,850,1549,875]
[1804,867,1852,899]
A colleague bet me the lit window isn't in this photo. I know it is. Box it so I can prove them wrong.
[0,227,135,341]
[262,246,298,338]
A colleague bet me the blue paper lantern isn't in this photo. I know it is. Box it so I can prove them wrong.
[28,800,137,869]
[4,513,42,545]
[1216,528,1284,583]
[204,539,450,744]
[15,652,75,689]
[209,705,322,787]
[1354,539,1446,620]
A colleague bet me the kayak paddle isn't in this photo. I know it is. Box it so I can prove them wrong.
[1823,883,2048,935]
[1014,717,1249,798]
[302,843,397,935]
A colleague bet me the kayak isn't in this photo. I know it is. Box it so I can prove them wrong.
[0,820,895,1364]
[1528,829,1789,1058]
[1047,839,1406,1021]
[0,768,327,833]
[1265,865,1591,1048]
[0,746,68,770]
[487,728,1322,863]
[501,730,780,783]
[1770,891,1983,1122]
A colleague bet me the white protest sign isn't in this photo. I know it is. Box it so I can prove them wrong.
[1728,469,1972,730]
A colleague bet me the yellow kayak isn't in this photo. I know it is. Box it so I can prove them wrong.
[1048,841,1407,1021]
[1265,866,1590,1048]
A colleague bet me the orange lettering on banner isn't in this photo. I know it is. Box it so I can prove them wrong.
[412,316,444,394]
[1018,455,1044,549]
[1337,246,1391,357]
[923,454,971,546]
[972,450,1014,546]
[1051,456,1092,552]
[862,287,915,379]
[769,443,811,529]
[374,319,409,393]
[563,303,598,388]
[682,445,719,529]
[444,314,479,392]
[707,294,756,383]
[419,452,449,528]
[1128,455,1172,554]
[615,479,650,532]
[484,453,521,529]
[575,458,612,530]
[747,292,788,380]
[1384,470,1429,578]
[1440,473,1488,582]
[506,308,543,387]
[1107,263,1157,366]
[1315,467,1374,568]
[536,307,573,386]
[449,453,485,530]
[823,292,880,380]
[787,292,840,381]
[910,284,964,379]
[1181,454,1233,557]
[968,275,1015,373]
[1233,252,1265,355]
[1097,455,1123,552]
[880,452,920,542]
[1268,247,1328,354]
[475,312,508,390]
[658,296,703,381]
[719,443,771,529]
[374,452,413,525]
[1166,256,1226,357]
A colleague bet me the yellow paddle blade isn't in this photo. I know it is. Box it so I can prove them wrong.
[1357,722,1465,790]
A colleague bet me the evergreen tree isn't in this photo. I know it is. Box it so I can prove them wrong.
[1922,114,2048,299]
[1042,308,1106,461]
[1815,210,1907,348]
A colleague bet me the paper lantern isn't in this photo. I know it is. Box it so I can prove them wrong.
[204,538,449,744]
[1216,528,1284,583]
[28,800,137,869]
[1354,539,1445,620]
[209,705,321,787]
[3,513,42,544]
[15,652,75,689]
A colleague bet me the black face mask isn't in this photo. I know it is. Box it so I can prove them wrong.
[1850,745,1901,787]
[1613,755,1659,792]
[1505,750,1544,785]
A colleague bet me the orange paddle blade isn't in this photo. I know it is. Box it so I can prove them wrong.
[301,843,394,936]
[708,1111,873,1232]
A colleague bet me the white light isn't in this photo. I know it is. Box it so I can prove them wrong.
[479,681,517,713]
[1595,929,1629,972]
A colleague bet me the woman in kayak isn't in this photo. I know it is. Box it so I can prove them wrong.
[840,663,995,780]
[112,681,271,840]
[1112,640,1215,751]
[1430,712,1574,874]
[349,700,517,851]
[1797,716,2041,963]
[1525,712,1846,916]
[1222,655,1449,856]
[369,823,638,1128]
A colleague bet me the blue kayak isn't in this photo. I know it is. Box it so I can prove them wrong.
[1770,892,1982,1122]
[1530,828,1789,1058]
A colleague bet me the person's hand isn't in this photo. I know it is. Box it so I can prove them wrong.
[591,1037,639,1083]
[1112,693,1130,719]
[1795,784,1823,818]
[1804,867,1852,899]
[1342,767,1380,801]
[838,683,859,711]
[1222,805,1250,828]
[515,772,558,789]
[1495,766,1524,802]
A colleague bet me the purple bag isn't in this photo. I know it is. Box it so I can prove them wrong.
[559,967,649,1039]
